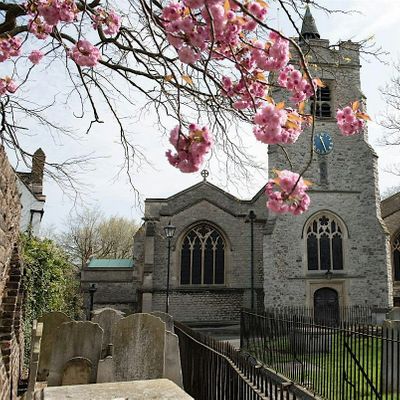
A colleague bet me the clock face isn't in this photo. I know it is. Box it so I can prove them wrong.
[314,132,333,155]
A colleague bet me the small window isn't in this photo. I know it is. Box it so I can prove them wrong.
[310,87,331,118]
[306,213,344,271]
[180,223,225,285]
[393,233,400,281]
[394,297,400,307]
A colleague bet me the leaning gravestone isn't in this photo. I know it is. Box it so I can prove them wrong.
[26,321,43,400]
[164,331,183,388]
[150,311,174,333]
[47,321,103,386]
[96,356,114,383]
[37,312,71,381]
[112,313,166,381]
[92,308,125,355]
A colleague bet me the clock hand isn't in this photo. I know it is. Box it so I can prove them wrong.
[319,136,327,152]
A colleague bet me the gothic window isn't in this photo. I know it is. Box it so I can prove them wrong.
[393,233,400,281]
[306,214,344,271]
[310,86,331,118]
[180,223,225,285]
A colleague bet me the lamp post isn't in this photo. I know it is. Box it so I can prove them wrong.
[88,283,97,320]
[247,210,256,309]
[164,221,176,314]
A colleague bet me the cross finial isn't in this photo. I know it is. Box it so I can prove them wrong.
[201,169,209,181]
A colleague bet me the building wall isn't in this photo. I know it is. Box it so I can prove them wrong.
[16,179,44,236]
[0,145,24,400]
[381,192,400,300]
[81,268,139,315]
[265,39,392,309]
[138,181,267,323]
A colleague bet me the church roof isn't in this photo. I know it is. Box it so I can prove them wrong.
[87,259,134,268]
[301,5,320,40]
[381,191,400,219]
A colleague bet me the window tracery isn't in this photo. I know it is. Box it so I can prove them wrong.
[180,223,225,285]
[306,214,344,271]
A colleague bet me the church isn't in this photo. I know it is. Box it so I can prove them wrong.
[89,8,400,323]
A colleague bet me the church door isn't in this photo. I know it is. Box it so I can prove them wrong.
[313,287,339,326]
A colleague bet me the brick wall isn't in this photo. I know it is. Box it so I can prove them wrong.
[0,146,24,400]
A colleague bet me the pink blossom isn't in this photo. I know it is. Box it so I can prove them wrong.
[336,105,367,136]
[253,104,305,144]
[69,40,100,67]
[0,77,17,96]
[278,64,315,103]
[183,0,205,9]
[265,170,310,215]
[28,50,44,64]
[251,33,289,72]
[92,8,121,36]
[162,2,184,21]
[178,46,200,64]
[166,124,213,173]
[28,17,53,39]
[33,0,78,25]
[0,37,22,62]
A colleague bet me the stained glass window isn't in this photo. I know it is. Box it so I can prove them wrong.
[306,214,344,271]
[180,224,225,285]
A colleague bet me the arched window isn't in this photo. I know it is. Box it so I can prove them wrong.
[305,214,344,271]
[393,233,400,281]
[310,86,331,118]
[180,223,225,285]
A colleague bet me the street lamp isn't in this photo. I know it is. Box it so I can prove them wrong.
[246,210,256,310]
[88,283,97,320]
[164,221,176,314]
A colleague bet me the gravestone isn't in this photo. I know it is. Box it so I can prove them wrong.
[164,331,183,388]
[61,357,92,386]
[47,321,103,386]
[96,357,114,383]
[92,308,125,355]
[150,311,174,333]
[112,313,166,381]
[26,321,43,400]
[37,312,71,381]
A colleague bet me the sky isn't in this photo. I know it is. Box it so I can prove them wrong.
[5,0,400,232]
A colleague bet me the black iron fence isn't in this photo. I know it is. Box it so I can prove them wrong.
[241,309,400,400]
[174,320,318,400]
[263,306,375,326]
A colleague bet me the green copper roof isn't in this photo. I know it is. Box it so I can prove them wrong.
[301,6,320,40]
[87,259,134,268]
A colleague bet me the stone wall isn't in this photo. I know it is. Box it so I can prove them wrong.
[0,145,24,400]
[265,37,392,309]
[81,269,139,315]
[139,180,267,323]
[382,192,400,301]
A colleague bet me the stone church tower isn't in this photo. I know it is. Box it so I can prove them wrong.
[129,7,394,324]
[264,7,393,310]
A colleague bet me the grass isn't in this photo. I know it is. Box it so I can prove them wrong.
[242,330,398,400]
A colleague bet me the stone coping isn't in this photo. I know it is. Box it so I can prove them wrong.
[34,379,193,399]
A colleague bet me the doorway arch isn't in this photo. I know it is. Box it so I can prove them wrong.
[313,287,339,325]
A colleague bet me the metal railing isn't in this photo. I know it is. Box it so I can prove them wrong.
[175,320,318,400]
[241,309,400,400]
[263,306,375,326]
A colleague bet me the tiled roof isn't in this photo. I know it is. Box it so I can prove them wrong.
[87,259,134,268]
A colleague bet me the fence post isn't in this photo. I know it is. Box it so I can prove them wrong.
[381,308,400,395]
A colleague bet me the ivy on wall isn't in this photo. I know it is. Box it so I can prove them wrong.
[21,234,83,362]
